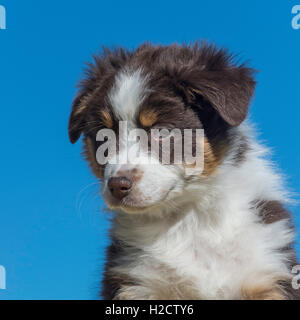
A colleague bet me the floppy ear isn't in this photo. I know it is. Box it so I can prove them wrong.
[177,64,256,127]
[191,67,256,126]
[172,52,256,127]
[68,91,91,144]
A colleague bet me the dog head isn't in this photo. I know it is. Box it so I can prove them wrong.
[68,43,256,213]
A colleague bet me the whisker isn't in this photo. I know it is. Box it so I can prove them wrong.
[76,181,101,218]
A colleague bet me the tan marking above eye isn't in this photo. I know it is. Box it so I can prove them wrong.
[139,109,158,127]
[100,110,113,128]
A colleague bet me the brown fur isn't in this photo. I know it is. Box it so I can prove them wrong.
[202,137,228,176]
[83,137,103,178]
[99,110,113,129]
[257,200,292,224]
[242,284,287,300]
[101,240,137,300]
[241,273,291,300]
[139,109,158,127]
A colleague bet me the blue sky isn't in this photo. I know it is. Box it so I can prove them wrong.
[0,0,299,300]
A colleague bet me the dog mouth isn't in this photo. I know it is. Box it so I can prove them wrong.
[105,196,154,213]
[104,185,178,214]
[102,174,177,213]
[103,185,172,213]
[118,204,152,213]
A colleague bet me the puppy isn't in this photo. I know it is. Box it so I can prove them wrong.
[68,42,300,300]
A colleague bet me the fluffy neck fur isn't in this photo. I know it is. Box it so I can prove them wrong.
[112,124,289,240]
[109,124,294,299]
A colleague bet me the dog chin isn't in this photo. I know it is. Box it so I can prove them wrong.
[110,204,154,214]
[104,197,159,214]
[118,205,152,214]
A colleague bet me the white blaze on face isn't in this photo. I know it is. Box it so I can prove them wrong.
[102,68,182,211]
[108,68,150,124]
[107,68,151,168]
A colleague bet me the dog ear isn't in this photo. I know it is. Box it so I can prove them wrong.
[187,66,256,126]
[170,47,257,127]
[68,90,91,144]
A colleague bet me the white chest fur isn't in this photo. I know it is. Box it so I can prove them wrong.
[112,138,294,299]
[142,207,292,299]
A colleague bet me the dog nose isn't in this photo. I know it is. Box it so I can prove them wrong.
[108,177,132,200]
